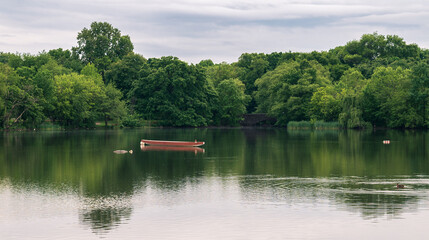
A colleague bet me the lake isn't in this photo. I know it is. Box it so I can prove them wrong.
[1,128,429,239]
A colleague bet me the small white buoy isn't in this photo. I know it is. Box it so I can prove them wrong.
[113,150,133,154]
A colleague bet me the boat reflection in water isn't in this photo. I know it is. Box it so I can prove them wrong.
[140,144,205,154]
[140,139,205,154]
[140,139,205,147]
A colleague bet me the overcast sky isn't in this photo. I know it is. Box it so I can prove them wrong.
[1,0,428,63]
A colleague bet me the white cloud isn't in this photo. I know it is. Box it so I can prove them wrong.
[1,0,428,63]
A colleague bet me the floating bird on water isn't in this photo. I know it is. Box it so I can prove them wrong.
[397,183,405,189]
[113,150,133,154]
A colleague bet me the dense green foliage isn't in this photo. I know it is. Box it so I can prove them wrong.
[130,57,214,127]
[1,23,429,129]
[73,22,134,80]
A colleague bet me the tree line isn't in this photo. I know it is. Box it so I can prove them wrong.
[1,21,429,129]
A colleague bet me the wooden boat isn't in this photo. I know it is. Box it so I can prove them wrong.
[140,139,205,147]
[140,145,205,153]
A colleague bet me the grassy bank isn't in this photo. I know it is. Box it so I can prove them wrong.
[287,121,341,130]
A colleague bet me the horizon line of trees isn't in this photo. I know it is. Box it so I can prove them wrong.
[1,21,429,129]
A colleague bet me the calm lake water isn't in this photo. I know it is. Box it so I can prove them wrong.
[1,128,429,239]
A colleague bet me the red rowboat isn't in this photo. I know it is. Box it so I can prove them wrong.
[140,139,205,147]
[140,145,205,153]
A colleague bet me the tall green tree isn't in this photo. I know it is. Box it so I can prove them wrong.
[73,22,134,80]
[336,68,368,128]
[255,60,331,125]
[310,85,341,121]
[0,63,44,129]
[51,65,105,128]
[362,66,417,128]
[130,57,214,126]
[237,53,269,112]
[215,78,250,126]
[81,63,127,127]
[34,59,72,119]
[410,62,429,127]
[104,53,147,97]
[98,84,127,126]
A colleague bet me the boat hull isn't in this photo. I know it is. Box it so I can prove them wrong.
[140,145,205,153]
[140,139,205,147]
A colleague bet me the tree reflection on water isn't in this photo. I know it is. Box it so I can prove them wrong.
[80,207,132,235]
[1,128,429,235]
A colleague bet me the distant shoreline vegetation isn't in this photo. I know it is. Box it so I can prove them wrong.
[1,21,429,130]
[287,121,342,130]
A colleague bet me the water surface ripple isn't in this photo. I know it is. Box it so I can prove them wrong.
[1,129,429,239]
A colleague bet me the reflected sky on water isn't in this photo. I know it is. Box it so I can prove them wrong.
[1,128,429,239]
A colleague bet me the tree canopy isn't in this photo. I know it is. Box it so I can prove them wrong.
[130,57,214,127]
[73,22,134,80]
[1,24,429,129]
